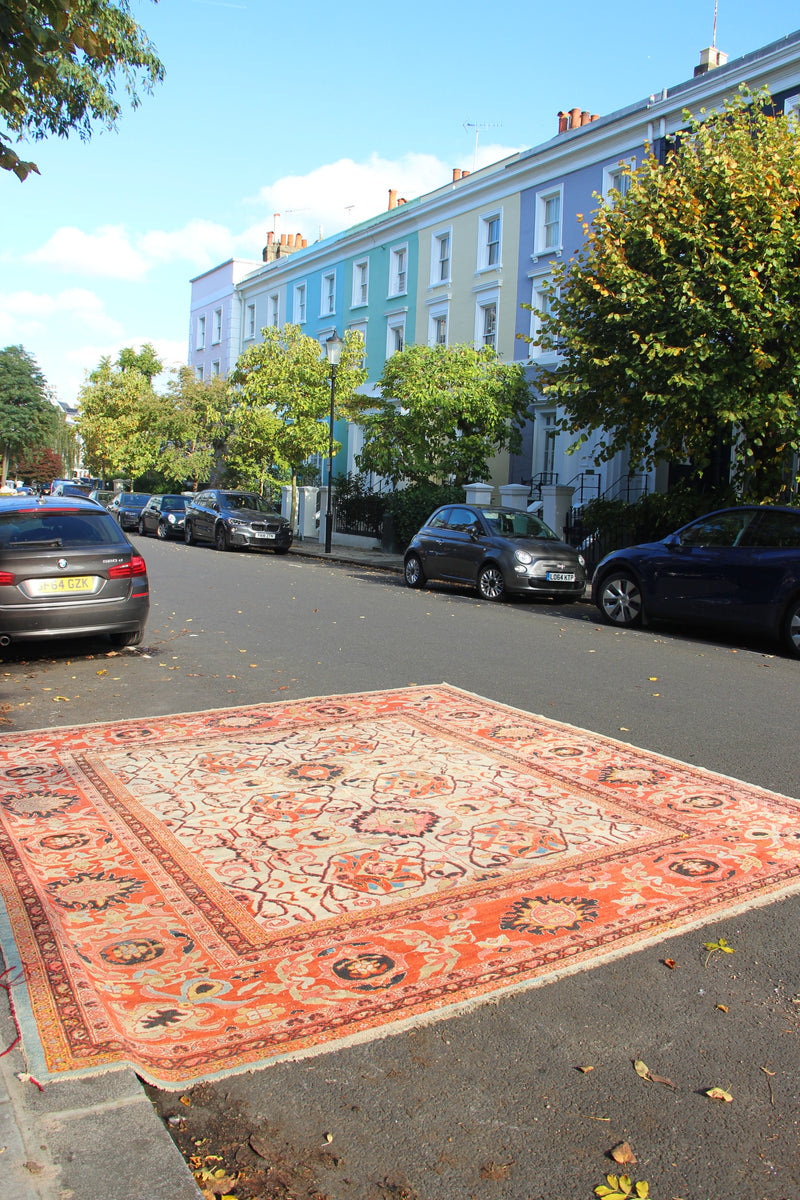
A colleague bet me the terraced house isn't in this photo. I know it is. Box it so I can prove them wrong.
[188,28,800,520]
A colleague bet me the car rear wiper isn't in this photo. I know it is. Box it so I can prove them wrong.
[11,538,63,549]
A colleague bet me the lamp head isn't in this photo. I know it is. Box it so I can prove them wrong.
[325,331,344,366]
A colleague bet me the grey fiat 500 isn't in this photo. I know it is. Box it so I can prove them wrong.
[403,505,586,602]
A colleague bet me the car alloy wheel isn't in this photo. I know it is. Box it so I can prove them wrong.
[599,570,643,627]
[157,521,168,540]
[184,522,195,545]
[404,553,425,588]
[477,563,505,601]
[214,523,229,551]
[784,597,800,658]
[138,517,146,536]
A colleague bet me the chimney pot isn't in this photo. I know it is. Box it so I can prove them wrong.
[267,231,274,244]
[280,233,287,245]
[302,238,307,248]
[452,167,462,181]
[388,188,397,209]
[569,107,581,129]
[591,113,599,122]
[580,110,591,126]
[461,170,470,178]
[557,111,569,134]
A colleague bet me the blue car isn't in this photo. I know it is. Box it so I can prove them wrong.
[591,505,800,657]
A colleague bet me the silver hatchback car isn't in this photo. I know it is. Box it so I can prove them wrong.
[0,495,150,648]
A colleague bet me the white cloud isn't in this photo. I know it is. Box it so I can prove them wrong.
[240,146,525,247]
[20,148,527,285]
[0,288,124,343]
[25,226,151,281]
[139,221,236,270]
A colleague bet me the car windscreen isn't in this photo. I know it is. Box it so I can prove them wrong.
[481,510,560,540]
[221,493,276,513]
[162,496,186,510]
[0,510,127,550]
[122,494,150,506]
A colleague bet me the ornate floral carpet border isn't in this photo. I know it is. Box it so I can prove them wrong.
[1,684,799,1088]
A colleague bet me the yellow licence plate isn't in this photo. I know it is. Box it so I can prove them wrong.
[30,576,95,595]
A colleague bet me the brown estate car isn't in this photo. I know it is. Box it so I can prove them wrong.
[0,494,149,647]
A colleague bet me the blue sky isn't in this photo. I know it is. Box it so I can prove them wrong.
[1,0,799,409]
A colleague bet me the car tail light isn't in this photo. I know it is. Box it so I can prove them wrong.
[108,555,147,579]
[0,571,14,585]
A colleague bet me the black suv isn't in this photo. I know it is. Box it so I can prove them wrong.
[184,490,293,554]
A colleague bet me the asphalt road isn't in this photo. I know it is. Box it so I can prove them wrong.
[2,537,800,1199]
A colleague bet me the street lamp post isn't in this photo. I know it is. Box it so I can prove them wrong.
[324,332,344,554]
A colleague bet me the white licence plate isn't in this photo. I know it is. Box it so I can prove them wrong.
[546,572,575,582]
[255,531,276,539]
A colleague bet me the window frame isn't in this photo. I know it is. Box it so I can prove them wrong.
[430,228,452,286]
[386,312,406,356]
[352,258,369,308]
[293,281,307,324]
[321,271,336,317]
[212,307,222,344]
[602,157,636,201]
[388,244,408,298]
[528,276,559,360]
[477,211,502,272]
[196,314,206,350]
[245,303,256,341]
[534,185,564,256]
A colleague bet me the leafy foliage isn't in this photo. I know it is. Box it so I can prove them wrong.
[0,0,164,179]
[230,325,368,518]
[0,344,58,482]
[77,346,163,483]
[14,444,63,483]
[579,483,738,548]
[357,343,532,487]
[382,481,462,549]
[159,367,231,492]
[530,88,800,502]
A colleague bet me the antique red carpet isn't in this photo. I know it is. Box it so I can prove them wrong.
[1,684,798,1087]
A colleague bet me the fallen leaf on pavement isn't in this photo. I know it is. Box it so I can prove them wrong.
[663,958,677,969]
[610,1142,637,1165]
[249,1133,270,1159]
[705,1086,733,1102]
[633,1059,651,1079]
[576,1064,594,1073]
[480,1160,513,1180]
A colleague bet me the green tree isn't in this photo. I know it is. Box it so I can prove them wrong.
[357,343,532,487]
[76,350,162,483]
[0,344,58,482]
[160,367,231,491]
[1,0,164,180]
[117,342,162,382]
[230,325,368,523]
[528,88,800,502]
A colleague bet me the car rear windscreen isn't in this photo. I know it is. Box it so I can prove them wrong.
[0,511,126,550]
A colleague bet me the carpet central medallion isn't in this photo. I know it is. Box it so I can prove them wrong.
[1,685,798,1086]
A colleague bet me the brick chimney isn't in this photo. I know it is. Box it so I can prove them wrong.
[262,228,307,263]
[558,108,599,134]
